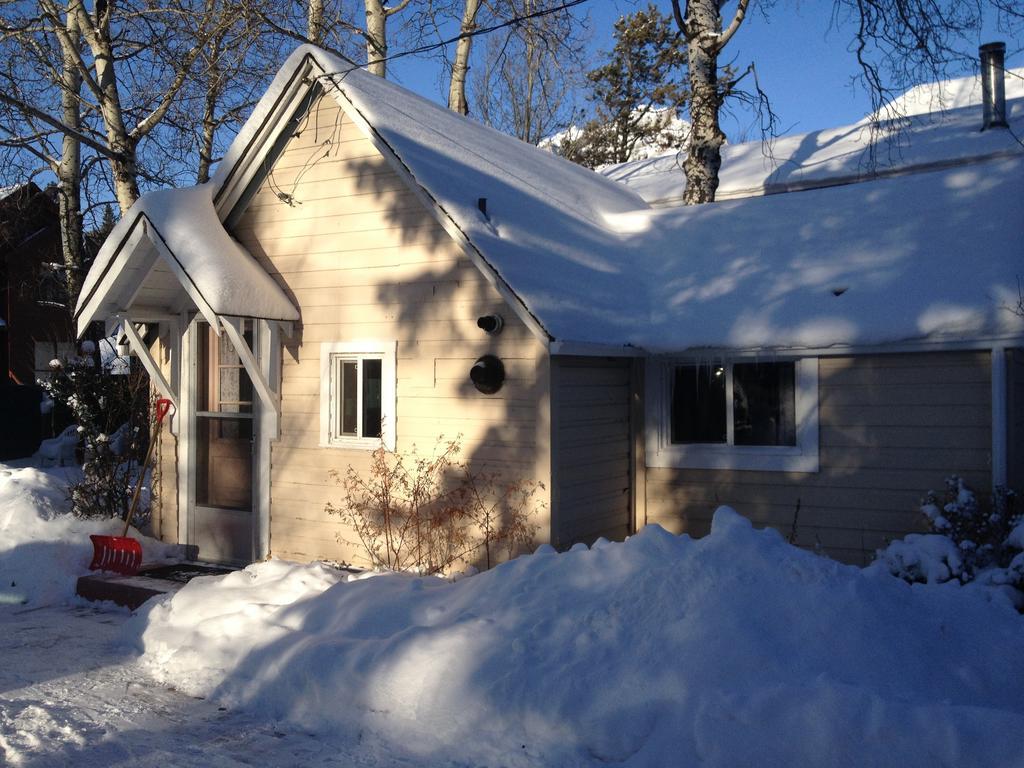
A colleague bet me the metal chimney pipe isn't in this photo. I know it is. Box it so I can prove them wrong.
[980,41,1008,130]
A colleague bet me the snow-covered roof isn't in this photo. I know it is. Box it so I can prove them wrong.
[881,66,1024,117]
[0,184,23,202]
[601,155,1024,351]
[76,180,299,333]
[295,49,1023,351]
[77,46,1024,353]
[602,88,1024,206]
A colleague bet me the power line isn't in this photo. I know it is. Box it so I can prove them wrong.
[317,0,592,80]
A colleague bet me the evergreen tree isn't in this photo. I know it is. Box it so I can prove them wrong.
[558,5,688,169]
[96,204,116,243]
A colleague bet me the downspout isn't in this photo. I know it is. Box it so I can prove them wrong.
[991,345,1007,488]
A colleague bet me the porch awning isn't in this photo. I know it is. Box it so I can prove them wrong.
[74,184,299,337]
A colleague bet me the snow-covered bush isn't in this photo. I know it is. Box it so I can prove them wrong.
[39,342,150,520]
[325,437,543,574]
[873,476,1022,600]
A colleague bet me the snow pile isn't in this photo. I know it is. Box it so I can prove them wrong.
[131,507,1024,767]
[0,463,178,606]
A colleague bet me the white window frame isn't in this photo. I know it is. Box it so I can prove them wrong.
[646,356,819,472]
[320,340,396,450]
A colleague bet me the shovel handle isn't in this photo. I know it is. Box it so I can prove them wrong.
[121,398,174,538]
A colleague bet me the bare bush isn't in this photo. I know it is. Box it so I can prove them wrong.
[325,436,543,574]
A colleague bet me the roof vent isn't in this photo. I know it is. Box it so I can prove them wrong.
[980,42,1008,131]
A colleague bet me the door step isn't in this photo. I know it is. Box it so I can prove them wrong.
[76,563,234,610]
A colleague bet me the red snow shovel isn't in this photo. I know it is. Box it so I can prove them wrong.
[89,398,174,575]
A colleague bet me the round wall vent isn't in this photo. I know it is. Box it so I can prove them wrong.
[477,314,504,335]
[470,355,505,394]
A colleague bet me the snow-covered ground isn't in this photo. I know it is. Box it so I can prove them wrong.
[2,462,1023,767]
[0,604,416,766]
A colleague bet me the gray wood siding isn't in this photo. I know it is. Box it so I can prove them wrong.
[552,356,632,546]
[1009,348,1024,491]
[231,93,551,566]
[645,351,993,565]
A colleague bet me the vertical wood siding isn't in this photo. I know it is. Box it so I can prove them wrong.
[231,93,551,566]
[644,351,993,565]
[1009,348,1024,491]
[551,356,632,546]
[150,329,178,543]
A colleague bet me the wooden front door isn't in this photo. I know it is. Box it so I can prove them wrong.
[192,320,255,564]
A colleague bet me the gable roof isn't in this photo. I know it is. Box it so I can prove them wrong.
[77,46,1024,353]
[75,184,299,335]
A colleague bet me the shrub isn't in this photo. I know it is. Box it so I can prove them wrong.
[39,341,150,520]
[873,476,1022,598]
[325,437,544,574]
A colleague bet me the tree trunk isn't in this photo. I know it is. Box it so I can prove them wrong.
[73,0,140,212]
[197,31,224,184]
[682,0,725,205]
[521,0,537,142]
[364,0,387,77]
[448,0,481,114]
[307,0,324,44]
[57,2,83,303]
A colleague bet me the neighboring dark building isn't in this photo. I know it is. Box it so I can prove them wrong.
[0,183,74,385]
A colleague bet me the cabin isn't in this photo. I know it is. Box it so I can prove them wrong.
[75,45,1024,568]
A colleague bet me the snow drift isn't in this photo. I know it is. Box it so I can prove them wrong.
[130,508,1024,767]
[0,463,179,606]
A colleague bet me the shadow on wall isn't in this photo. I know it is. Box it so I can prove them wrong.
[237,113,552,570]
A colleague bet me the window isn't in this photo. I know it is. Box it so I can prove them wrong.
[320,341,396,449]
[648,357,818,472]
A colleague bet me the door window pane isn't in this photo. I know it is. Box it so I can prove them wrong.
[733,362,796,446]
[198,322,254,413]
[671,364,726,443]
[196,415,253,510]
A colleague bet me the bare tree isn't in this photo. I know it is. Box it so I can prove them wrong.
[364,0,414,77]
[670,0,748,205]
[669,0,1023,205]
[56,1,82,298]
[308,0,326,42]
[473,0,586,145]
[448,0,481,113]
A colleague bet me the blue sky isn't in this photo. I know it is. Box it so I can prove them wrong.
[389,0,1023,140]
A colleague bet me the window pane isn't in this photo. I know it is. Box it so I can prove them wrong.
[341,360,358,436]
[362,358,382,439]
[671,364,726,443]
[733,362,796,446]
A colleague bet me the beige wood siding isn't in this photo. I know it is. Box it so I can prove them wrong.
[1009,348,1024,491]
[645,351,993,565]
[149,329,178,543]
[231,93,551,566]
[551,356,632,546]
